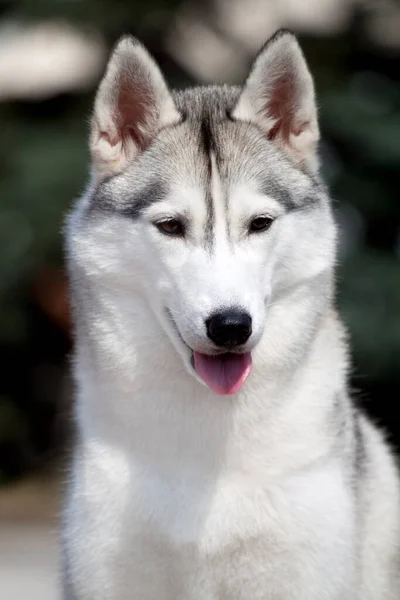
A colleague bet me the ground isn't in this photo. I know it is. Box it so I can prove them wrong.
[0,475,60,600]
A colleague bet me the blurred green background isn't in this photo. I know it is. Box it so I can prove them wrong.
[0,0,399,483]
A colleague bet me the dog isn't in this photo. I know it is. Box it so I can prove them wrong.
[63,29,400,599]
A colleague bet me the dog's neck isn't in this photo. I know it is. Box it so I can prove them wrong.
[73,276,347,479]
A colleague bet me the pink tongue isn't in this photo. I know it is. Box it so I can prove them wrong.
[193,352,252,395]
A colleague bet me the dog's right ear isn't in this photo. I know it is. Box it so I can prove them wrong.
[90,36,180,180]
[232,30,319,173]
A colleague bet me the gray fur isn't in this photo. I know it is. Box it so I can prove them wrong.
[84,84,323,245]
[90,177,168,218]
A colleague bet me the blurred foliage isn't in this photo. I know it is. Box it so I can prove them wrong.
[0,1,399,482]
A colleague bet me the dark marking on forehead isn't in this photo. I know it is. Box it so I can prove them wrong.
[90,179,168,219]
[203,188,214,249]
[199,115,215,250]
[259,178,321,212]
[200,114,215,161]
[259,180,297,210]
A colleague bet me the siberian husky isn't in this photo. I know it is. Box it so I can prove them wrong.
[63,30,400,599]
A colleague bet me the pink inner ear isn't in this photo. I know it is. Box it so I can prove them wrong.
[114,74,153,149]
[265,75,296,142]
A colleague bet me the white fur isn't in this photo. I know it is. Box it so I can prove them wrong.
[63,31,400,600]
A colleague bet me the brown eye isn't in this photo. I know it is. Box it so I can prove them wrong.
[156,219,184,236]
[249,216,274,233]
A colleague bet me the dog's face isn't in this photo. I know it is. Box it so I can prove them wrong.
[71,31,336,394]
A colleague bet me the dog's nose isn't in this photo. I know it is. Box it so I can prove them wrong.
[206,310,252,348]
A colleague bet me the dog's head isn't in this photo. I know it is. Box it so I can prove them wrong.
[70,31,336,395]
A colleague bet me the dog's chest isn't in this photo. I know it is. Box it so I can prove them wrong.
[79,459,354,599]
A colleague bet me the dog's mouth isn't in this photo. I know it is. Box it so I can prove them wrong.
[192,351,252,396]
[165,307,252,396]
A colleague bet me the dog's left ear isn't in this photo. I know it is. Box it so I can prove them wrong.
[90,36,180,180]
[232,30,319,173]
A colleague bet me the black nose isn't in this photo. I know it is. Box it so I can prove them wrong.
[206,310,252,348]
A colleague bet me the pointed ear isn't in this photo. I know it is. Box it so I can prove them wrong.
[90,36,180,180]
[231,30,319,173]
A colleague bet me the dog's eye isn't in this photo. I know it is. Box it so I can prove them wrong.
[249,216,274,233]
[156,219,184,236]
